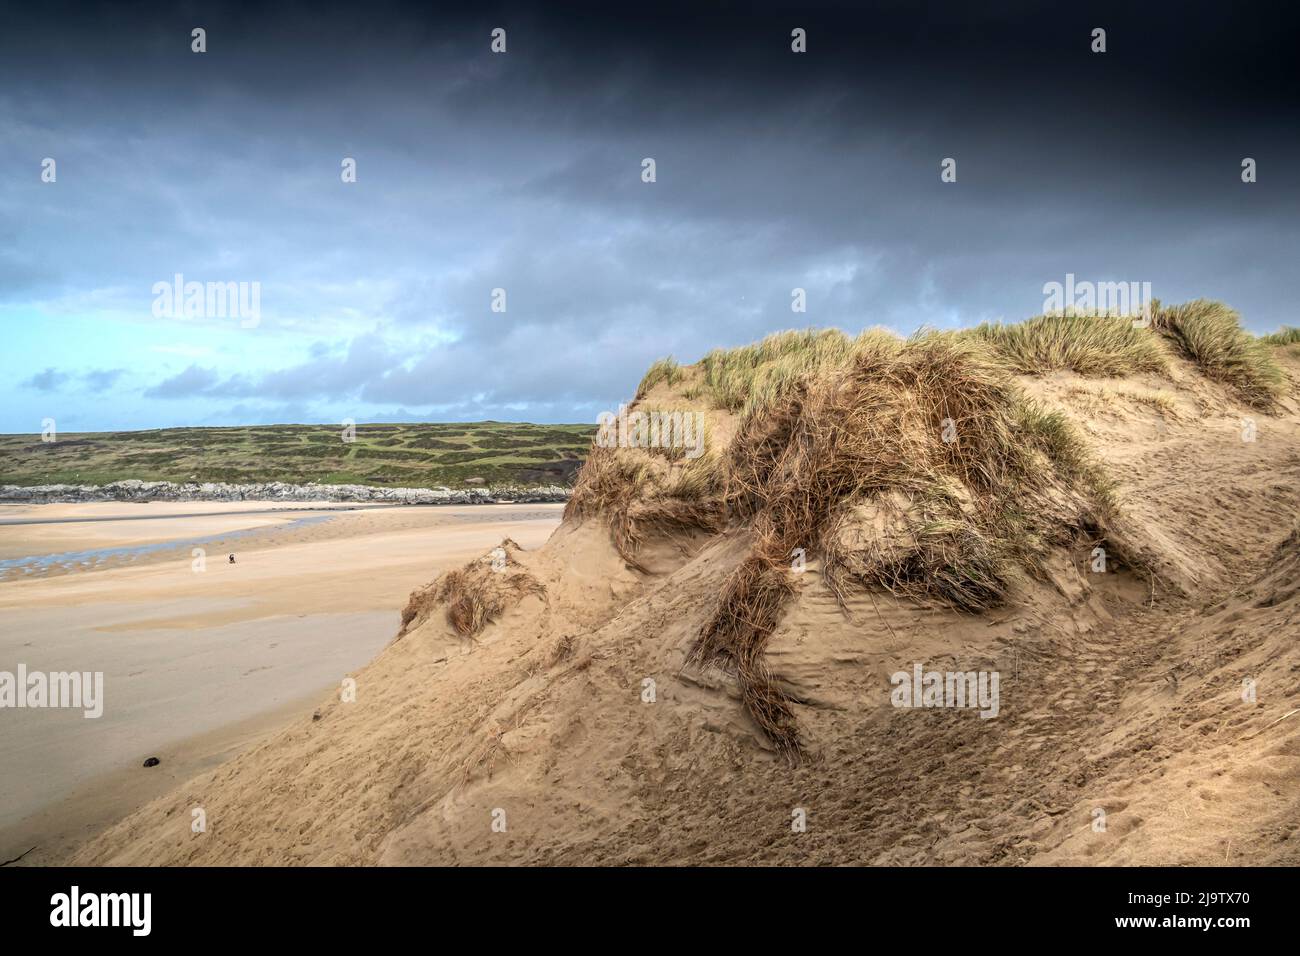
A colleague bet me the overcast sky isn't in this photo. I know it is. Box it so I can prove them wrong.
[2,0,1298,433]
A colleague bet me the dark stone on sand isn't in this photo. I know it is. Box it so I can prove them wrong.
[142,756,161,768]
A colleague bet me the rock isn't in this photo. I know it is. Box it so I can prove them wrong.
[142,756,161,768]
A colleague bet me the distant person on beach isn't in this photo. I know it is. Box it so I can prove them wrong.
[228,554,236,564]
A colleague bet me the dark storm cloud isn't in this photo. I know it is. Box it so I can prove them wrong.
[3,1,1299,430]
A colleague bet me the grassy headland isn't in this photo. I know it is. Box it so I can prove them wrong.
[0,421,596,489]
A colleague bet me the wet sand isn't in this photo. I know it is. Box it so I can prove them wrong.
[0,500,563,864]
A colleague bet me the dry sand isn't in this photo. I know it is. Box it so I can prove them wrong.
[0,501,563,864]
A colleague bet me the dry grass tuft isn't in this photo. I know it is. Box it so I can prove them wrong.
[547,633,576,666]
[564,446,655,568]
[565,444,722,569]
[660,449,724,500]
[399,539,545,639]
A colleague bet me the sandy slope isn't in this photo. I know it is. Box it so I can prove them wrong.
[67,353,1300,866]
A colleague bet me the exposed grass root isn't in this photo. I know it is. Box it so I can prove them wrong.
[820,492,1008,614]
[687,553,801,758]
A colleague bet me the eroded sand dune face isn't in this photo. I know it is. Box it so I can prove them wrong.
[72,333,1300,866]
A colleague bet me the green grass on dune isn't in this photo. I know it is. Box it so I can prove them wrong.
[1260,326,1300,346]
[635,356,684,399]
[966,312,1169,377]
[640,299,1286,419]
[1150,299,1284,407]
[692,328,904,420]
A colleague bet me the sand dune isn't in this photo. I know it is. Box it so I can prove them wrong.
[39,307,1300,866]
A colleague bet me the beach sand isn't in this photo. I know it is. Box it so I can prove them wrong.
[0,501,563,864]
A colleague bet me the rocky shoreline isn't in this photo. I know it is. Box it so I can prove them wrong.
[0,479,572,505]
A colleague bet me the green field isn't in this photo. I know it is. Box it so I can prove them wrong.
[0,422,596,489]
